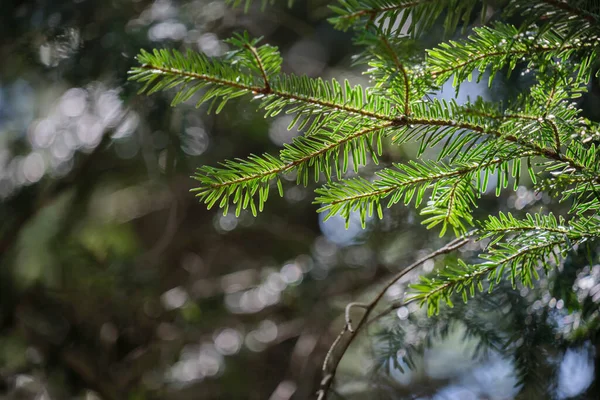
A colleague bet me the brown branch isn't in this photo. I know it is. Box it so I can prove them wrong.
[316,234,472,400]
[139,64,393,122]
[245,44,271,92]
[549,119,561,153]
[141,61,600,186]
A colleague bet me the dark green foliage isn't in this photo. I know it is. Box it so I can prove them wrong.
[328,0,490,36]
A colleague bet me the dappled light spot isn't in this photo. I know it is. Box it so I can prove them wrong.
[269,380,296,400]
[215,213,238,232]
[182,125,210,155]
[198,33,226,57]
[557,345,595,399]
[318,211,372,247]
[396,306,409,320]
[149,21,188,41]
[59,88,87,118]
[22,152,45,184]
[432,386,477,400]
[269,115,301,146]
[280,262,303,285]
[161,286,189,310]
[214,328,243,355]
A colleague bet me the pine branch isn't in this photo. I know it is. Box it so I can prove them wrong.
[402,98,600,187]
[129,37,399,138]
[193,97,599,217]
[315,154,532,233]
[131,34,600,214]
[411,238,568,316]
[411,212,600,314]
[192,122,393,215]
[427,23,598,89]
[479,212,570,244]
[133,37,598,219]
[244,42,272,91]
[352,30,429,115]
[328,0,487,36]
[329,0,436,31]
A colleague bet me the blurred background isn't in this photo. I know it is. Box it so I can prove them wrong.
[1,0,600,399]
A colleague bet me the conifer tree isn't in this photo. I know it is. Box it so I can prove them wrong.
[129,1,600,397]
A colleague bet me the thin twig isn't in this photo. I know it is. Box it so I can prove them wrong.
[380,36,411,116]
[316,234,473,400]
[345,302,369,332]
[543,77,562,153]
[245,44,271,92]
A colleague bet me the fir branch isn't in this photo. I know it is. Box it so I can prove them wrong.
[328,0,487,36]
[427,23,598,87]
[541,77,562,152]
[129,40,399,139]
[411,212,600,314]
[411,238,568,316]
[132,4,600,397]
[134,61,393,120]
[134,39,600,219]
[464,103,563,154]
[402,112,600,186]
[315,155,530,232]
[131,38,600,194]
[329,0,435,31]
[192,122,393,215]
[480,212,570,242]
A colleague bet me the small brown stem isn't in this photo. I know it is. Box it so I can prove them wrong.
[380,36,411,116]
[245,44,271,92]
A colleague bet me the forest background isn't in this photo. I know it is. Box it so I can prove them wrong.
[1,0,600,399]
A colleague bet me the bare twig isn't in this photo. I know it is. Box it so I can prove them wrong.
[344,302,369,332]
[316,234,473,400]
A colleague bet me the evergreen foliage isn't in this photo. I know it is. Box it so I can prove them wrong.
[130,0,600,392]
